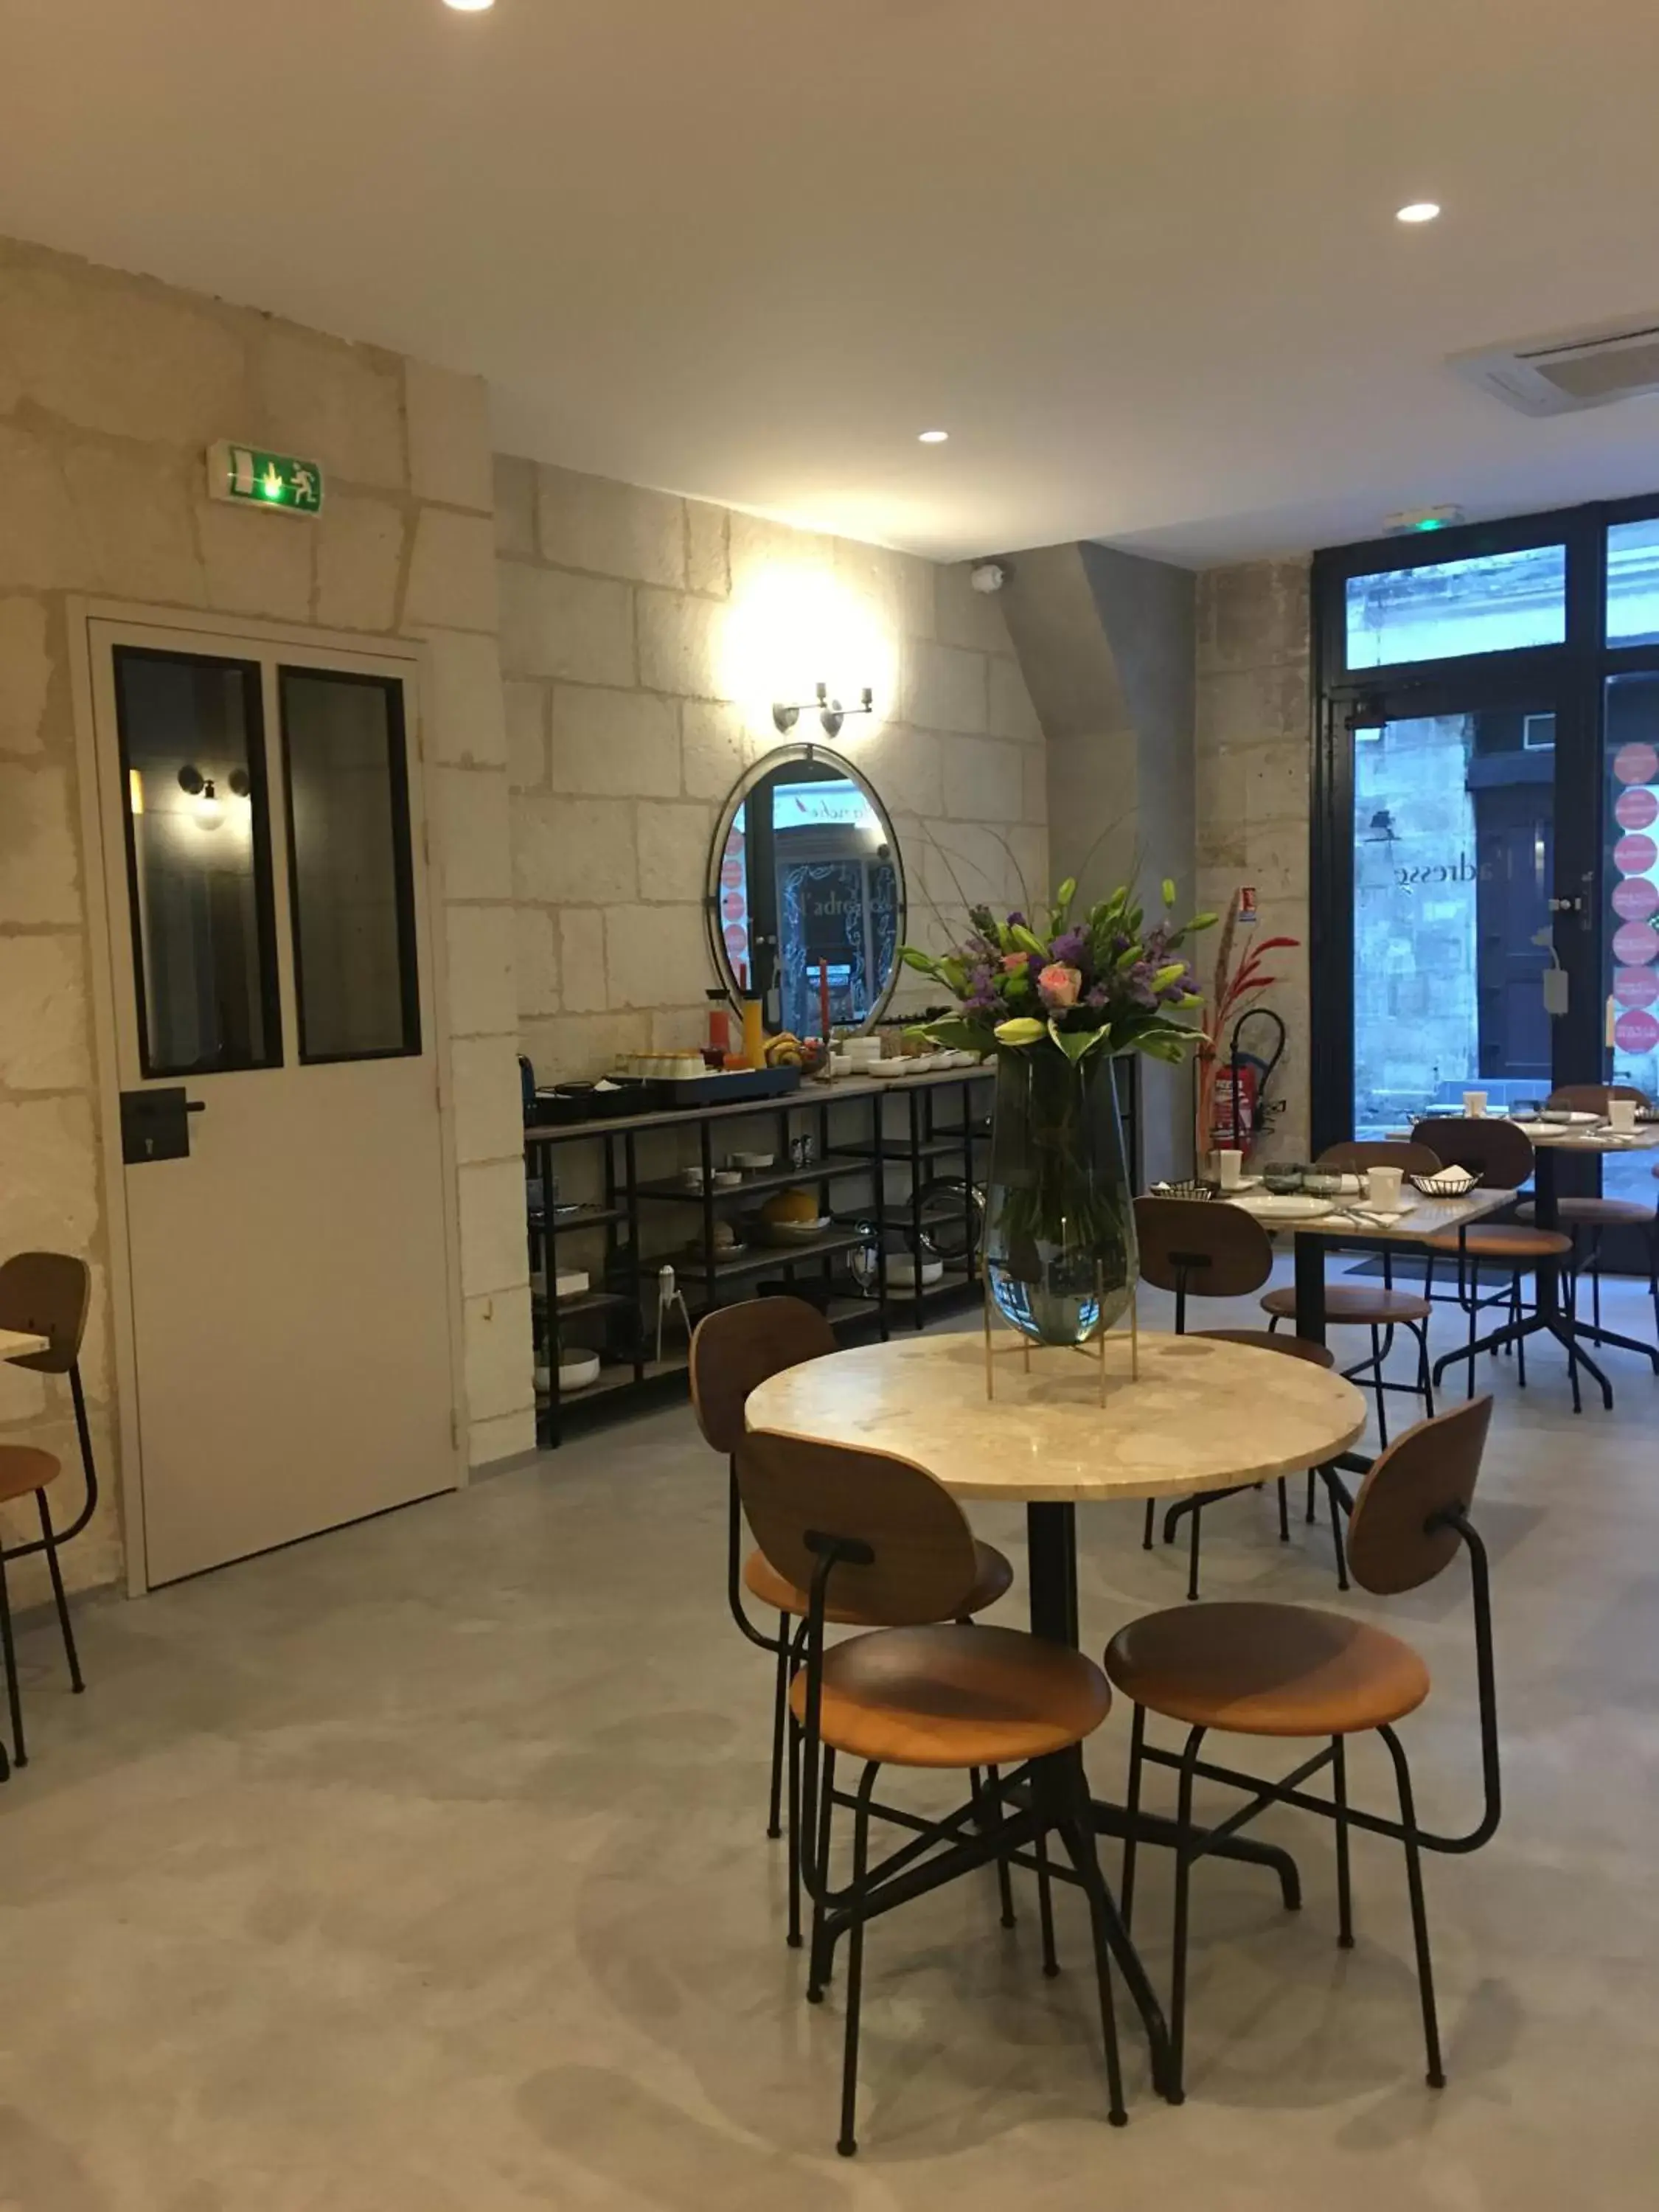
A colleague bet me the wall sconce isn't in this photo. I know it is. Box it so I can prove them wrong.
[772,682,875,739]
[178,763,251,832]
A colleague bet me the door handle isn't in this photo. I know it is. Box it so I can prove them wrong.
[120,1087,204,1164]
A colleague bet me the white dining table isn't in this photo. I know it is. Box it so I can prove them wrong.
[0,1327,49,1363]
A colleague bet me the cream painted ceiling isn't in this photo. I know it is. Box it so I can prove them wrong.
[6,1,1659,564]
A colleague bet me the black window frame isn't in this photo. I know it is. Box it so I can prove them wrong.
[111,643,285,1081]
[277,664,423,1067]
[1312,487,1659,1155]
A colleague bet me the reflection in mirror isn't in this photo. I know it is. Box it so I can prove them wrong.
[706,745,905,1034]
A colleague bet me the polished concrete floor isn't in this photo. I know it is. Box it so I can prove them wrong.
[4,1267,1659,2209]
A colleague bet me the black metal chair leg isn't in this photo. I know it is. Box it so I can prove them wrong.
[787,1714,804,1950]
[1168,1725,1207,2104]
[1414,1321,1436,1418]
[1513,1278,1527,1389]
[34,1493,83,1695]
[767,1613,790,1839]
[807,1747,837,1994]
[837,1761,880,2156]
[1141,1498,1155,1551]
[1464,1260,1479,1399]
[1034,1827,1060,1976]
[1058,1764,1127,2127]
[1121,1701,1146,1933]
[1277,1478,1290,1542]
[1186,1500,1203,1603]
[1591,1231,1604,1334]
[1380,1725,1444,2088]
[974,1765,1018,1929]
[1326,1471,1350,1593]
[0,1547,24,1770]
[1332,1735,1354,1950]
[1306,1470,1318,1524]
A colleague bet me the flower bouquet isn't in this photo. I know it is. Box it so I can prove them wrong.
[899,880,1214,1346]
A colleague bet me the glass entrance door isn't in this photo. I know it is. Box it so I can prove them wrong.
[1352,697,1568,1134]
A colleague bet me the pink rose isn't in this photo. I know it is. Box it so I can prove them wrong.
[1037,962,1082,1009]
[1000,952,1028,973]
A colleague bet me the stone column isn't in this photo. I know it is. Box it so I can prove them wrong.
[998,543,1197,1183]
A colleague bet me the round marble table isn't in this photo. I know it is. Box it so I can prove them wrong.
[747,1326,1368,1517]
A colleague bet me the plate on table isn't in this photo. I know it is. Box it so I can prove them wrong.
[1231,1193,1336,1222]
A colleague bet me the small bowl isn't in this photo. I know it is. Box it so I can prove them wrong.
[1262,1165,1306,1195]
[1302,1171,1343,1200]
[710,1169,743,1189]
[728,1151,774,1170]
[1411,1166,1478,1197]
[1148,1180,1214,1202]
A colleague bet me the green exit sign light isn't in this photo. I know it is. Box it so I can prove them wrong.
[206,442,325,516]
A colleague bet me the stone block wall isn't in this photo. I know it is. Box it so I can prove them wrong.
[0,234,530,1601]
[1193,557,1313,1160]
[495,460,1048,1082]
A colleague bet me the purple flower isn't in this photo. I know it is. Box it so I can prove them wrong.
[1085,980,1113,1009]
[1007,911,1028,928]
[1125,960,1158,1009]
[964,963,1001,1013]
[1049,926,1088,967]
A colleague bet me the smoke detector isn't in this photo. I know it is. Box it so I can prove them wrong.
[970,561,1007,594]
[1453,313,1659,417]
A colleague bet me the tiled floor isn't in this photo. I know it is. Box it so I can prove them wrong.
[3,1264,1658,2209]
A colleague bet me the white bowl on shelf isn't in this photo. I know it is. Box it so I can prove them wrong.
[760,1216,828,1242]
[728,1151,773,1170]
[557,1350,602,1392]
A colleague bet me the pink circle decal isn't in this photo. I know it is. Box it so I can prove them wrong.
[1615,966,1659,1009]
[1615,1008,1659,1055]
[1615,786,1659,832]
[1613,832,1658,877]
[723,922,747,959]
[1613,877,1659,922]
[721,890,745,922]
[1614,742,1659,786]
[1614,920,1659,966]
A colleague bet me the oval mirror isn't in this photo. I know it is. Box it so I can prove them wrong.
[706,744,905,1034]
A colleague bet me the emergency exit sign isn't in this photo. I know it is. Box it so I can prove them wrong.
[206,442,324,516]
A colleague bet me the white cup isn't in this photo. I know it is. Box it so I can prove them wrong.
[1215,1148,1243,1190]
[1608,1096,1638,1133]
[1462,1090,1488,1117]
[1367,1165,1405,1213]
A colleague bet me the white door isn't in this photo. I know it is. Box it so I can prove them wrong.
[86,620,462,1587]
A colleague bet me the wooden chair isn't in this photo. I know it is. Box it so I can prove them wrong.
[1413,1117,1577,1401]
[1513,1086,1659,1344]
[0,1253,96,1777]
[1105,1395,1500,2101]
[737,1427,1143,2155]
[1260,1140,1441,1447]
[689,1296,1015,1944]
[1133,1198,1341,1600]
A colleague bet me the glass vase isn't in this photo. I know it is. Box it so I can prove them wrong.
[983,1046,1137,1347]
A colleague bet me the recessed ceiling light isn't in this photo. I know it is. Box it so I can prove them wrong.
[1396,201,1441,224]
[917,429,949,444]
[444,0,495,12]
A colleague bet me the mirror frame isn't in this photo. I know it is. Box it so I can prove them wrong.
[703,742,907,1032]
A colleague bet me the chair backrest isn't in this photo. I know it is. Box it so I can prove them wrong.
[1411,1116,1534,1189]
[1346,1395,1492,1596]
[688,1295,838,1455]
[1546,1082,1651,1113]
[735,1428,979,1625]
[1316,1139,1441,1175]
[1134,1197,1272,1304]
[0,1252,90,1376]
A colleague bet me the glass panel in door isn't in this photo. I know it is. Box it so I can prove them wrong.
[1353,707,1556,1135]
[111,647,282,1077]
[279,669,421,1062]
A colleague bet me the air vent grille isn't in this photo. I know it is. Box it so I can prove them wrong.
[1453,316,1659,416]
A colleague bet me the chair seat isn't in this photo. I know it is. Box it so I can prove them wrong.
[1193,1326,1335,1368]
[1424,1224,1573,1262]
[1104,1601,1430,1739]
[790,1622,1111,1768]
[1260,1284,1431,1325]
[1515,1198,1654,1228]
[745,1537,1013,1626]
[0,1445,58,1506]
